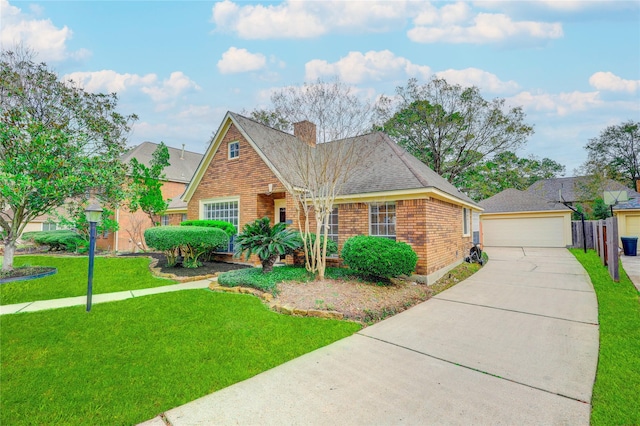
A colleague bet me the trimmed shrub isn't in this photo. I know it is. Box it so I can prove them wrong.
[22,230,87,252]
[180,220,236,236]
[144,226,229,268]
[341,235,418,279]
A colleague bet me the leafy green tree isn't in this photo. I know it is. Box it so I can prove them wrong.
[457,151,565,200]
[234,217,301,273]
[0,47,136,271]
[128,142,171,226]
[582,120,640,189]
[379,78,534,184]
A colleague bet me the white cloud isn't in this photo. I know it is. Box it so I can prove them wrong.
[217,47,267,74]
[589,71,640,93]
[212,0,325,39]
[0,0,89,62]
[408,11,563,44]
[510,90,602,116]
[211,0,415,39]
[63,70,157,93]
[141,71,201,102]
[305,50,430,84]
[63,70,200,105]
[434,68,519,93]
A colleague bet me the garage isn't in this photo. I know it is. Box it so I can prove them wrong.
[482,216,566,247]
[479,188,572,248]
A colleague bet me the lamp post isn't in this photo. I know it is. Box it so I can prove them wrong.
[85,202,103,312]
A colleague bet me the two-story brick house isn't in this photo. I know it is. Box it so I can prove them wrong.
[97,142,203,252]
[183,112,481,282]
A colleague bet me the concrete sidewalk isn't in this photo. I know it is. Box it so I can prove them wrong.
[0,280,213,315]
[141,247,599,425]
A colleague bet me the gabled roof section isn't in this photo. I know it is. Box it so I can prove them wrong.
[526,176,640,203]
[122,141,203,184]
[479,188,570,214]
[183,111,479,208]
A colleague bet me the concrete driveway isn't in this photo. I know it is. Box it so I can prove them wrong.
[141,247,599,426]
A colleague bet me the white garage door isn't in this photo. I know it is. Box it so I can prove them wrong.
[483,217,565,247]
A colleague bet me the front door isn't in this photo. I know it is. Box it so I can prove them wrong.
[274,199,286,224]
[274,199,287,259]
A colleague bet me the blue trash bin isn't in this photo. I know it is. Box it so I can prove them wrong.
[621,237,638,256]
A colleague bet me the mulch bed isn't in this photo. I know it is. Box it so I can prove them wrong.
[117,252,249,277]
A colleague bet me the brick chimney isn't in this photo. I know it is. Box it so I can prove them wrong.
[294,120,316,147]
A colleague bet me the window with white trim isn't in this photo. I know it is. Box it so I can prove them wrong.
[181,214,187,223]
[321,207,339,256]
[161,215,170,226]
[370,202,396,239]
[42,222,57,231]
[228,141,239,159]
[462,208,470,236]
[203,199,239,252]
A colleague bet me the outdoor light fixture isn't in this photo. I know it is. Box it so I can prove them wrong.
[85,202,103,312]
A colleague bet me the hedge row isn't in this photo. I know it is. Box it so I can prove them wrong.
[21,230,87,252]
[144,226,229,268]
[180,220,236,236]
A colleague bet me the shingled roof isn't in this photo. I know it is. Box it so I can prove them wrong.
[226,112,477,206]
[526,176,640,203]
[479,188,570,213]
[121,141,203,184]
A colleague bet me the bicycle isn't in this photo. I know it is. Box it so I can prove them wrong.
[465,242,484,266]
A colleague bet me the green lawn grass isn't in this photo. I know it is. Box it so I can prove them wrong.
[0,290,361,425]
[0,255,176,305]
[569,249,640,426]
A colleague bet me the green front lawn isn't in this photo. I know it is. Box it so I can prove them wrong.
[0,255,176,305]
[0,290,361,425]
[570,249,640,426]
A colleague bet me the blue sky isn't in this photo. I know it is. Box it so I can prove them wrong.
[1,0,639,174]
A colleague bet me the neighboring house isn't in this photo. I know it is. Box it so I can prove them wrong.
[526,176,640,207]
[613,197,640,245]
[96,142,203,252]
[479,188,572,247]
[182,112,482,281]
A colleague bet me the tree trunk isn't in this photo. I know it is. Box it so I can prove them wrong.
[2,238,16,272]
[262,255,279,274]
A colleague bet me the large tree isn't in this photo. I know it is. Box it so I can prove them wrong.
[582,120,640,189]
[457,151,565,200]
[379,77,534,184]
[0,48,137,271]
[248,77,381,143]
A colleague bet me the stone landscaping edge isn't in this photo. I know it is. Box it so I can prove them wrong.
[144,255,345,320]
[147,256,219,283]
[208,282,345,321]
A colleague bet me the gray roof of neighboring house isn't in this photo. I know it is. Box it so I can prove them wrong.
[229,112,478,207]
[121,141,203,184]
[479,188,570,213]
[526,176,640,203]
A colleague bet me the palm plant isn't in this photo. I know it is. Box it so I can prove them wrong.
[234,217,301,273]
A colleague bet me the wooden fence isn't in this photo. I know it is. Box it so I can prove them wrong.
[573,219,619,281]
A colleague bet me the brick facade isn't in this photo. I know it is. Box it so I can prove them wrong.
[187,124,287,263]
